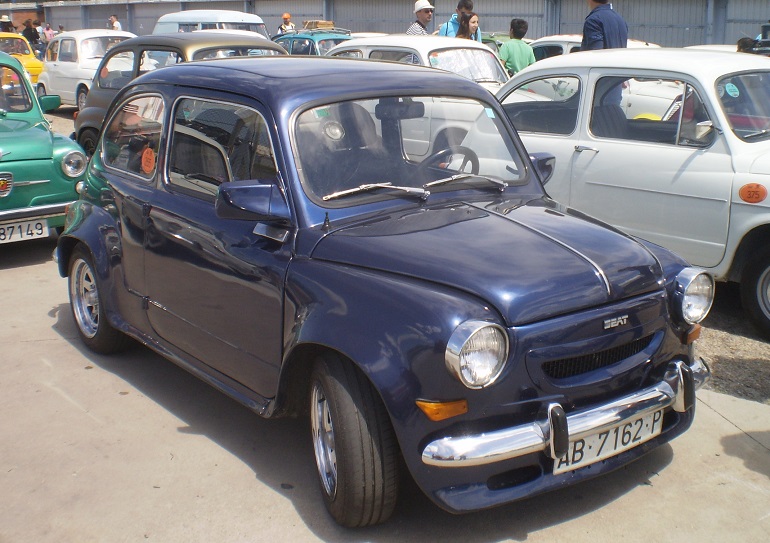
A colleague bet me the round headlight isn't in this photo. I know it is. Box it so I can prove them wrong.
[62,150,87,178]
[675,268,715,324]
[445,321,508,389]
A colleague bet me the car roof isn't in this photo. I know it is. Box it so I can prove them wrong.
[518,47,770,80]
[105,32,285,54]
[0,32,28,40]
[327,34,495,54]
[530,34,658,48]
[274,28,352,39]
[156,9,264,23]
[50,29,137,41]
[130,56,493,113]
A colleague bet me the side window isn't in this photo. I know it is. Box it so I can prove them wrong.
[98,51,135,89]
[500,76,580,135]
[59,39,76,62]
[370,49,420,64]
[292,39,313,55]
[590,76,711,146]
[102,96,164,178]
[146,50,181,68]
[533,45,562,61]
[0,66,32,112]
[167,99,277,198]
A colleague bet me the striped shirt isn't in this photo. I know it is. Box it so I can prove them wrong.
[406,21,428,35]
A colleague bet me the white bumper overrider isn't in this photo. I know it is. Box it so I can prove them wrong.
[421,358,710,468]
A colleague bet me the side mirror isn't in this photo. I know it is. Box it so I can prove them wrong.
[216,181,291,224]
[38,94,61,113]
[529,152,556,185]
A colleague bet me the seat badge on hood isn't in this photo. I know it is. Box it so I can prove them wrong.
[604,315,629,330]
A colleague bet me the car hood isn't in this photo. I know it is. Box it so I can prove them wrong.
[0,120,53,160]
[312,198,664,326]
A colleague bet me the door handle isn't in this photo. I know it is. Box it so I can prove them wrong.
[574,145,599,153]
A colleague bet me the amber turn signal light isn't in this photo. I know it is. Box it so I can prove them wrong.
[416,399,468,421]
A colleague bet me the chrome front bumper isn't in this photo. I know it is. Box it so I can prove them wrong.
[422,358,710,468]
[0,202,71,222]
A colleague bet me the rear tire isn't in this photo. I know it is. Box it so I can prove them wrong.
[741,248,770,339]
[309,353,399,527]
[36,84,46,99]
[76,87,88,111]
[68,244,130,354]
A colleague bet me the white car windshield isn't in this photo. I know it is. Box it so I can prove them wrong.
[428,48,509,85]
[295,95,526,206]
[717,72,770,141]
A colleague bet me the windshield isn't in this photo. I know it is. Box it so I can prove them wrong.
[295,95,527,207]
[717,72,770,141]
[0,65,32,112]
[0,38,31,56]
[193,46,284,60]
[317,38,350,56]
[428,48,509,85]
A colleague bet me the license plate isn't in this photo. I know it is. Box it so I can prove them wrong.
[0,220,49,244]
[553,409,663,475]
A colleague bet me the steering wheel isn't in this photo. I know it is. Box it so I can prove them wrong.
[417,145,480,177]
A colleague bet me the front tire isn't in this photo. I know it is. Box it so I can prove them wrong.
[78,128,99,158]
[36,84,46,99]
[741,248,770,339]
[68,244,129,354]
[310,354,399,527]
[76,87,88,111]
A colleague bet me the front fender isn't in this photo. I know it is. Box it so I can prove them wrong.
[283,258,503,462]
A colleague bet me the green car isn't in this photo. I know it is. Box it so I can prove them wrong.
[272,28,352,55]
[0,52,87,245]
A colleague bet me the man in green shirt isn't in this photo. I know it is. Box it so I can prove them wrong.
[499,19,536,75]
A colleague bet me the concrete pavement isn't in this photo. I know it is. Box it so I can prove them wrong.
[1,237,769,542]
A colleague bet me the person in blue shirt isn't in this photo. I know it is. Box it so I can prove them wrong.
[581,0,628,50]
[439,0,481,41]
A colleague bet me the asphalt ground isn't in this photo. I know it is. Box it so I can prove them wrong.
[0,108,765,542]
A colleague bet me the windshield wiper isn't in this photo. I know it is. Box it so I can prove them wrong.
[743,129,770,141]
[423,173,508,191]
[323,182,429,201]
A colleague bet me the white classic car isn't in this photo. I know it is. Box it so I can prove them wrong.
[36,29,136,109]
[326,35,509,94]
[530,33,659,61]
[496,48,770,337]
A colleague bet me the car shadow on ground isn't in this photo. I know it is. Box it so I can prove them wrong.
[0,236,59,269]
[703,281,762,340]
[48,299,678,540]
[720,432,770,480]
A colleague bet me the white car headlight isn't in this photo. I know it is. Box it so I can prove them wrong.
[674,268,714,324]
[62,150,87,178]
[445,321,508,389]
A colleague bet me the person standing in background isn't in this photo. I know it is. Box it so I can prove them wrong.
[57,25,64,34]
[581,0,627,50]
[277,13,296,35]
[499,18,535,75]
[439,0,481,41]
[0,15,14,33]
[455,12,479,40]
[43,23,55,43]
[109,14,122,31]
[407,0,434,35]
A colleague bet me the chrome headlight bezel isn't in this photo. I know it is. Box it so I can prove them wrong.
[62,150,87,178]
[445,320,509,389]
[674,268,715,324]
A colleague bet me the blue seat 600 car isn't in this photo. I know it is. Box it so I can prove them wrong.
[55,56,714,527]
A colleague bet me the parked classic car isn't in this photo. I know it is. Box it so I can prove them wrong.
[497,48,770,337]
[327,34,509,93]
[73,32,286,156]
[0,52,87,244]
[56,56,713,527]
[273,27,352,55]
[36,29,136,110]
[530,34,659,61]
[0,32,43,83]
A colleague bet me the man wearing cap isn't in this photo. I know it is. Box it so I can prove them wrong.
[407,1,434,35]
[0,15,14,33]
[277,13,296,35]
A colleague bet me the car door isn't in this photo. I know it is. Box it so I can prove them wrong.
[50,36,77,102]
[568,71,733,268]
[143,96,290,398]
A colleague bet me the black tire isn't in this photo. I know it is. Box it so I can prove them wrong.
[36,84,46,99]
[741,248,770,339]
[309,354,399,527]
[68,244,130,354]
[76,87,88,111]
[78,128,99,158]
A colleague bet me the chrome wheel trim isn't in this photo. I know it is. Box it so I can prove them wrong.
[757,265,770,320]
[311,381,337,498]
[77,89,87,110]
[70,258,99,339]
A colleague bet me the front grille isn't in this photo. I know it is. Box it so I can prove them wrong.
[541,335,654,380]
